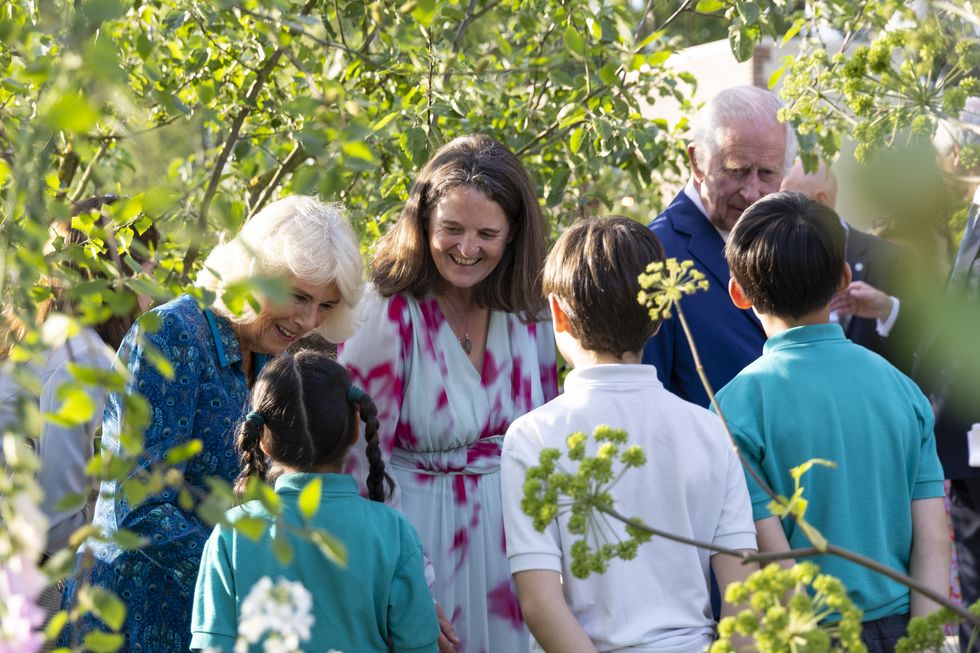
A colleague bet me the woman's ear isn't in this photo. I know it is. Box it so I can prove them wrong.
[728,277,753,310]
[258,428,271,457]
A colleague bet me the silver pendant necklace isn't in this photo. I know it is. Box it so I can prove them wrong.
[442,293,474,354]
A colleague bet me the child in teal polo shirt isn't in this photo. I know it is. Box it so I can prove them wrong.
[190,351,438,653]
[716,191,948,653]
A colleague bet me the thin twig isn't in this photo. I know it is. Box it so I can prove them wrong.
[839,0,871,54]
[650,0,696,39]
[246,143,308,220]
[675,303,780,501]
[332,0,349,50]
[633,0,657,41]
[68,140,110,204]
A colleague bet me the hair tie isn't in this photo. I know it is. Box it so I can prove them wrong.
[245,411,265,427]
[347,385,366,404]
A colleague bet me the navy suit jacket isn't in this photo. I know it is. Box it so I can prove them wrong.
[642,191,766,408]
[843,227,916,374]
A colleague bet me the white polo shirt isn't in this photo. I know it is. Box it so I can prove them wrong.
[502,364,756,653]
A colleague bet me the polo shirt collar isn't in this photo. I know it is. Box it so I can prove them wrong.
[564,363,663,391]
[274,472,359,496]
[763,323,846,354]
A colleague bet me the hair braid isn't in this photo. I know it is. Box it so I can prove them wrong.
[354,392,394,502]
[234,419,269,497]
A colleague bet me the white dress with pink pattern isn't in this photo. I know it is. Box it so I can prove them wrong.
[338,287,558,653]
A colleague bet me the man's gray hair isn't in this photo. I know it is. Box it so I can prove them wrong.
[196,195,364,343]
[691,85,798,172]
[934,96,980,155]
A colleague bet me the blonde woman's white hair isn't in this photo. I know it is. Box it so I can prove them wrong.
[196,195,364,343]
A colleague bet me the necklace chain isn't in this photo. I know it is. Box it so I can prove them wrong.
[441,293,474,355]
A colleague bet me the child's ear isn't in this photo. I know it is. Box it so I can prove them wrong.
[728,278,753,310]
[548,293,572,334]
[839,261,852,291]
[258,429,270,457]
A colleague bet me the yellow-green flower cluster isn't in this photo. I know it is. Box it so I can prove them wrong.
[637,258,709,321]
[520,424,653,579]
[711,562,865,653]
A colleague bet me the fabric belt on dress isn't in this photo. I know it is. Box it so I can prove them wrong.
[389,435,504,476]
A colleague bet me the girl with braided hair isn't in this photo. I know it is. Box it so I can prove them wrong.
[190,350,438,653]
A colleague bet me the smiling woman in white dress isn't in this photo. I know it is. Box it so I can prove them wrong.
[338,134,558,653]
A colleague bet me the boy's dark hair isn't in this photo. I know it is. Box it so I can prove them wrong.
[725,191,846,319]
[234,350,393,502]
[543,216,666,357]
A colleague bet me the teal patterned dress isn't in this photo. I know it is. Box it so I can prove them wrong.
[60,295,248,652]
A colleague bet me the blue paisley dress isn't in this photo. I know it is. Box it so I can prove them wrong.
[60,295,248,652]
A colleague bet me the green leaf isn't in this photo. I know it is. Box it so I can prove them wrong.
[695,0,726,12]
[563,24,586,57]
[569,128,585,154]
[647,50,671,67]
[310,528,348,567]
[298,476,322,520]
[272,532,294,565]
[341,140,376,163]
[545,167,571,207]
[82,632,124,653]
[111,529,147,551]
[139,338,174,380]
[790,458,836,481]
[597,63,619,86]
[768,63,787,89]
[43,94,100,133]
[371,112,400,132]
[232,515,269,541]
[781,17,807,46]
[45,610,68,641]
[90,587,127,631]
[399,127,428,167]
[122,479,148,506]
[47,387,96,427]
[411,0,437,26]
[53,491,87,512]
[166,439,203,464]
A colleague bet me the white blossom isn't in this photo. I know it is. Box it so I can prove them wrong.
[236,576,315,653]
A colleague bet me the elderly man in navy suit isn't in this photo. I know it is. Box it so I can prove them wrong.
[781,160,917,372]
[643,86,796,406]
[918,97,980,652]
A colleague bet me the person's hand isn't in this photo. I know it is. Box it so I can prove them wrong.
[436,602,460,652]
[830,281,895,321]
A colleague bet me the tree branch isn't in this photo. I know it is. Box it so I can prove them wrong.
[182,0,317,280]
[593,502,980,629]
[246,143,308,220]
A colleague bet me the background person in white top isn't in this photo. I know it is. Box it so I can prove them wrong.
[501,216,758,653]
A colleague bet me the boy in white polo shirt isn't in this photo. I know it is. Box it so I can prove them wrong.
[501,216,758,653]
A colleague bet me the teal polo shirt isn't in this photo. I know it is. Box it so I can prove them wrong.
[191,473,438,652]
[716,324,945,620]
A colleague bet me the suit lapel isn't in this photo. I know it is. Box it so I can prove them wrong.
[845,226,870,283]
[667,193,765,335]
